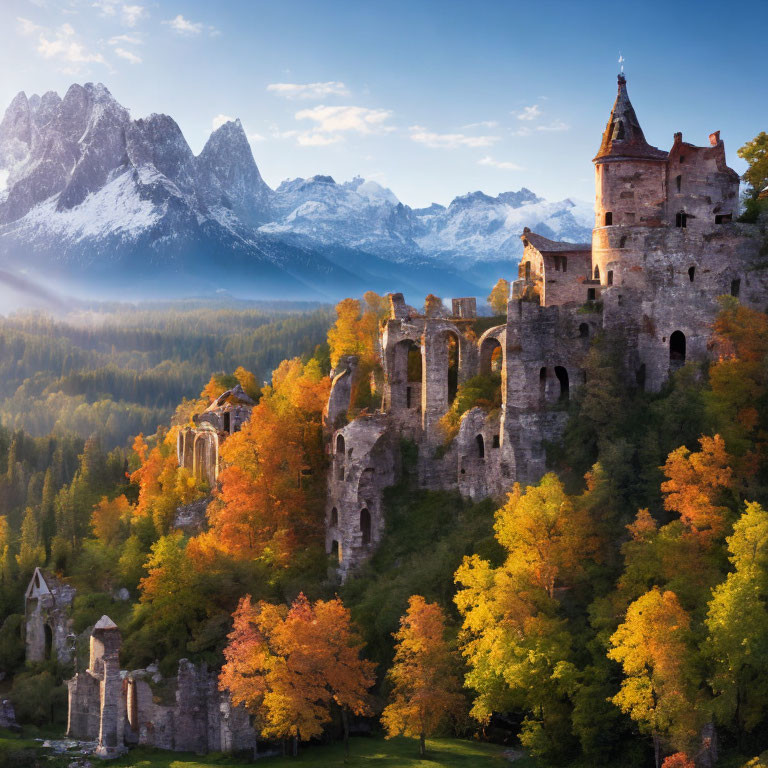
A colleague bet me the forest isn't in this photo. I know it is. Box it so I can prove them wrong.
[0,146,767,768]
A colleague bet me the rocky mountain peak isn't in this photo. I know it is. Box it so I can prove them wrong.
[197,117,272,224]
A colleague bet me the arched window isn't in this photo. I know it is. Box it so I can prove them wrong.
[330,540,340,563]
[479,337,502,376]
[607,270,614,286]
[330,507,338,527]
[670,331,686,362]
[688,266,696,282]
[476,434,485,459]
[554,366,569,401]
[525,261,531,280]
[360,508,371,545]
[579,323,589,338]
[731,278,741,297]
[594,265,600,281]
[604,212,613,226]
[335,434,345,481]
[223,412,231,433]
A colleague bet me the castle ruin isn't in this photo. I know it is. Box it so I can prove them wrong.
[176,384,255,487]
[324,74,768,579]
[66,617,255,757]
[24,567,76,665]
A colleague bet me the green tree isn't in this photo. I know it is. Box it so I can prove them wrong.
[705,502,768,744]
[738,132,768,199]
[16,508,45,578]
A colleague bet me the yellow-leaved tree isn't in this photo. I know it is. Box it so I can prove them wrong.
[608,587,701,768]
[381,595,465,757]
[487,278,510,315]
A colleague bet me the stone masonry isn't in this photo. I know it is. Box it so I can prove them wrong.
[177,384,255,487]
[325,73,767,580]
[24,567,76,665]
[66,617,255,757]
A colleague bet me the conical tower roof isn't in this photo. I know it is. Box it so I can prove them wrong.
[594,74,667,162]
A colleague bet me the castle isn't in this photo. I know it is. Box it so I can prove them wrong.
[26,73,761,760]
[324,73,767,578]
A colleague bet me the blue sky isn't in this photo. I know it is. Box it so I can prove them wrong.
[2,0,766,207]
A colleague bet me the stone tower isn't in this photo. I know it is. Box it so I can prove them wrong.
[592,73,669,289]
[90,615,125,759]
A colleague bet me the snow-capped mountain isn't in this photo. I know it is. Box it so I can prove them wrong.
[0,83,592,303]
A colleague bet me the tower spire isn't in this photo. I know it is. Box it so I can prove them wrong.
[594,73,666,162]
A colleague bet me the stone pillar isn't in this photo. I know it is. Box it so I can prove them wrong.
[91,616,125,759]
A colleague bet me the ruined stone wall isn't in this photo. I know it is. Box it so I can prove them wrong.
[67,625,256,756]
[502,300,596,484]
[25,569,75,665]
[666,132,740,228]
[326,414,395,579]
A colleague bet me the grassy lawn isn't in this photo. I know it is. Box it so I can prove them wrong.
[105,736,514,768]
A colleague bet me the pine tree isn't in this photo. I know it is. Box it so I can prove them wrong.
[16,508,45,578]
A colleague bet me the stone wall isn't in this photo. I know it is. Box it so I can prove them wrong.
[67,618,256,756]
[322,74,768,580]
[24,568,76,665]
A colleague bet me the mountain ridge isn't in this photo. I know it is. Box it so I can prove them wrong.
[0,83,592,302]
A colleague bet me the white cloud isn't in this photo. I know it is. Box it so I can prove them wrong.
[478,155,522,171]
[297,133,342,147]
[92,0,118,15]
[247,132,265,143]
[19,19,106,71]
[17,17,41,36]
[409,127,498,149]
[109,34,141,45]
[517,105,541,121]
[461,120,499,130]
[267,81,349,100]
[293,105,393,145]
[164,14,204,36]
[121,4,145,26]
[212,114,234,130]
[114,46,141,64]
[536,120,570,132]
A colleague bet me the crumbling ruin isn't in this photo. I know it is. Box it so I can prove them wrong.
[24,567,76,665]
[66,616,255,757]
[325,73,768,579]
[177,384,255,487]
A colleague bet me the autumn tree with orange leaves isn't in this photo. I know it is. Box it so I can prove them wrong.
[130,430,200,535]
[382,595,465,757]
[207,358,329,567]
[219,593,374,756]
[661,434,734,544]
[91,494,131,545]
